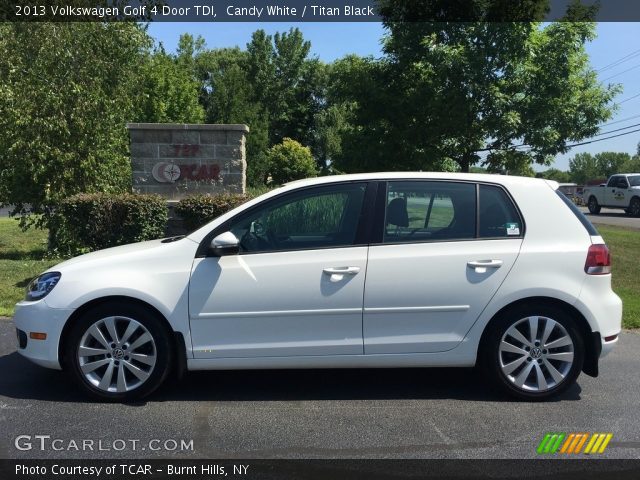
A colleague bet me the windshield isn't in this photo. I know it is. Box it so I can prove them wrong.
[629,175,640,187]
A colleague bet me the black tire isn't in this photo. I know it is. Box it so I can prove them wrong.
[63,302,173,402]
[481,303,585,401]
[629,197,640,217]
[587,196,601,214]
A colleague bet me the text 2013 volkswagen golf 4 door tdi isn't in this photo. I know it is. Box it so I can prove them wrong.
[14,173,621,401]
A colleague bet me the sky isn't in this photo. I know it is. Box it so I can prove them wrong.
[148,22,640,172]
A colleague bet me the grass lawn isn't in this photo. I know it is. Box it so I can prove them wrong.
[597,226,640,329]
[0,218,638,328]
[0,218,62,316]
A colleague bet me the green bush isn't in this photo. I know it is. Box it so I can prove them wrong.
[175,193,253,231]
[49,193,168,254]
[266,138,318,185]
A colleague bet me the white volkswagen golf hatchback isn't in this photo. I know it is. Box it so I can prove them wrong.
[14,173,622,401]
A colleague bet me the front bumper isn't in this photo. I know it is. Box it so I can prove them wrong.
[13,299,75,370]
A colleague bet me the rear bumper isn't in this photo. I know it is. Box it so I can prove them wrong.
[600,334,619,358]
[575,275,622,339]
[13,300,74,370]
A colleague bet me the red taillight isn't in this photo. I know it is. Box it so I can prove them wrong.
[585,244,611,275]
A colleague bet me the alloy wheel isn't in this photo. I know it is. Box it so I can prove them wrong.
[498,316,574,392]
[77,316,157,393]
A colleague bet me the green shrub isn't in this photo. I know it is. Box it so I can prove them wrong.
[175,193,253,231]
[49,193,168,254]
[265,138,318,185]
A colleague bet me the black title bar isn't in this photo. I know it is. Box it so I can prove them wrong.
[3,1,640,22]
[3,459,640,480]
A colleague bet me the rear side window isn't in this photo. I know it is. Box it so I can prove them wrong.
[478,185,523,238]
[556,190,599,236]
[383,181,476,243]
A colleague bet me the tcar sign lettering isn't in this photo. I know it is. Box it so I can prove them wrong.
[151,163,220,183]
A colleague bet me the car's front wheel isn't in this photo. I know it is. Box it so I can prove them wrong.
[587,196,601,214]
[482,304,584,401]
[64,302,173,401]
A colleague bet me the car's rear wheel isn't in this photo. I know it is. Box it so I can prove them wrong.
[64,303,172,402]
[587,196,601,214]
[482,304,584,400]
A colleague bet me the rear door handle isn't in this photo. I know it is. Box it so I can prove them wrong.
[323,266,361,275]
[323,266,360,282]
[467,260,503,273]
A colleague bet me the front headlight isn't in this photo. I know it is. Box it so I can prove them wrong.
[25,272,61,301]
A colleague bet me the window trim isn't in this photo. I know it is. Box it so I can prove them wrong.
[370,179,525,247]
[195,181,376,257]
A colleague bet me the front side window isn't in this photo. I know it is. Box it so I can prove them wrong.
[383,181,476,243]
[629,175,640,187]
[228,183,367,253]
[607,176,620,188]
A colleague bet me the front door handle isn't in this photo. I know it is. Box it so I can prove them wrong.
[467,260,503,273]
[323,266,360,282]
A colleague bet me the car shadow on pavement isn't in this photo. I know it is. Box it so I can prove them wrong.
[0,351,582,404]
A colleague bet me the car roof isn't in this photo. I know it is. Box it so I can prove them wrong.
[283,172,557,189]
[187,172,558,243]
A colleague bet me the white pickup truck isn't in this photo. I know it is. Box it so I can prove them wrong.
[583,173,640,216]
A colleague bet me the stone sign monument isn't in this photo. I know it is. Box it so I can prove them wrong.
[127,123,248,199]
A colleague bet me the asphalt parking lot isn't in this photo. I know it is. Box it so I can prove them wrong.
[579,207,640,230]
[0,320,639,460]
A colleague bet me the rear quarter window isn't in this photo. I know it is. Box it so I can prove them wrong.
[478,185,523,238]
[556,190,599,236]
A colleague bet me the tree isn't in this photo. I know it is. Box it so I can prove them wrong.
[568,151,635,183]
[196,47,270,185]
[137,45,205,124]
[246,29,324,147]
[568,153,599,184]
[265,138,318,185]
[0,23,152,227]
[312,103,350,170]
[621,153,640,174]
[333,1,618,173]
[594,152,631,179]
[537,168,571,183]
[193,29,324,186]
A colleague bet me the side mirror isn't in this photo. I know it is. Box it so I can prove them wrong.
[210,231,240,257]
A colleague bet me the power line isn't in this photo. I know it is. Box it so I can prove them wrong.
[562,127,640,149]
[596,48,640,73]
[593,122,640,137]
[617,92,640,105]
[477,124,640,154]
[601,63,640,82]
[600,113,640,127]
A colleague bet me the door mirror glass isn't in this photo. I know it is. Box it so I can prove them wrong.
[210,231,240,257]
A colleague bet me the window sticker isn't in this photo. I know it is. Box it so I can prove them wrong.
[506,223,520,236]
